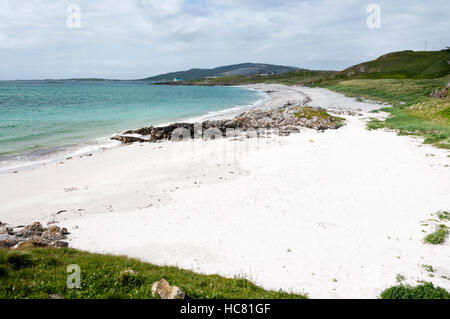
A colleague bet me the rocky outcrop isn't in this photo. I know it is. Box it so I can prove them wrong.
[151,279,186,299]
[123,123,197,142]
[112,106,345,144]
[0,222,69,249]
[430,88,448,99]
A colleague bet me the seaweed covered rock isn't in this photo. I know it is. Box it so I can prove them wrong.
[112,106,346,144]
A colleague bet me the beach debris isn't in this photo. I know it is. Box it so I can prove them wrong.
[151,279,186,299]
[112,106,345,144]
[56,210,68,215]
[0,222,69,249]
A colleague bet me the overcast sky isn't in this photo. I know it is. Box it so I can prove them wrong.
[0,0,448,80]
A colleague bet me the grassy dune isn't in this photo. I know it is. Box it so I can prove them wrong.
[184,50,450,149]
[0,247,306,299]
[320,76,450,149]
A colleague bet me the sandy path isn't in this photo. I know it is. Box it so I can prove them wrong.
[0,85,449,298]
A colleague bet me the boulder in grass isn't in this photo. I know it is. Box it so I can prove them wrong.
[429,88,448,99]
[151,279,185,299]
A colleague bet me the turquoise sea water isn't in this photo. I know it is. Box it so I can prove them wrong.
[0,80,261,168]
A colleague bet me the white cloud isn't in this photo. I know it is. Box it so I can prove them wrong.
[0,0,448,79]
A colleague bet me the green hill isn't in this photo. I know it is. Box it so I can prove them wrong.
[334,50,450,80]
[143,63,301,81]
[179,50,449,86]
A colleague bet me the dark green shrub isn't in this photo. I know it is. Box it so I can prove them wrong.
[44,257,60,266]
[6,252,33,270]
[381,282,450,299]
[0,265,9,277]
[117,270,143,287]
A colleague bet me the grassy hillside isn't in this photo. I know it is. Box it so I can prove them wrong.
[0,246,306,299]
[144,63,300,81]
[335,50,450,80]
[181,50,450,85]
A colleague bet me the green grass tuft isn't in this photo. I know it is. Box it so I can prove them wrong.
[424,227,449,245]
[396,274,406,283]
[436,211,450,222]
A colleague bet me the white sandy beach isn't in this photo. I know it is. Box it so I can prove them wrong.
[0,84,449,298]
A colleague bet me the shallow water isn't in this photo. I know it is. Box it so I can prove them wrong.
[0,80,261,168]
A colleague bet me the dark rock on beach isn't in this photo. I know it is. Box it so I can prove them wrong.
[0,225,15,236]
[16,222,45,238]
[0,239,19,248]
[112,106,345,144]
[111,135,149,144]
